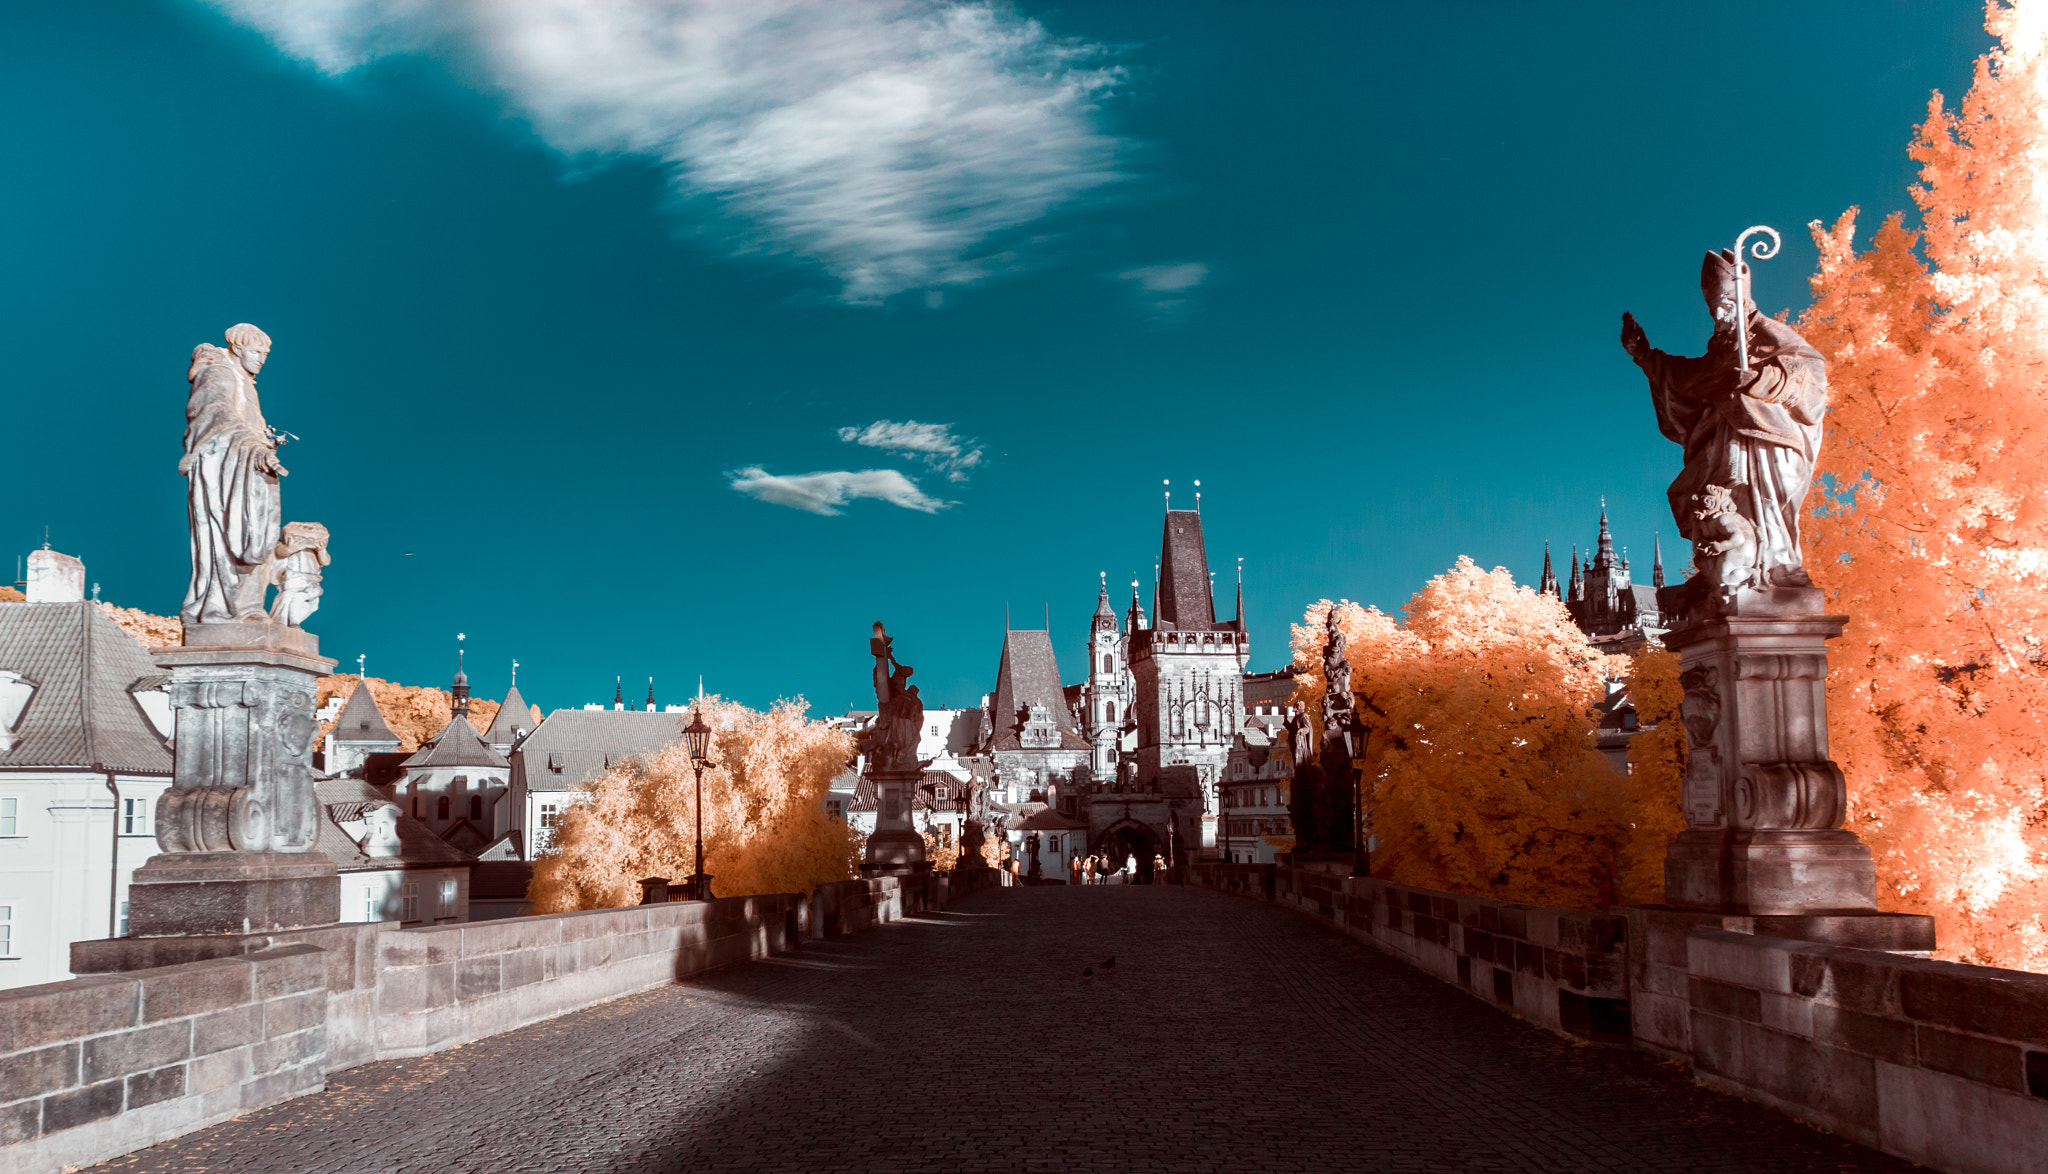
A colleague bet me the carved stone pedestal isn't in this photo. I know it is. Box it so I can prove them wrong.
[861,767,929,877]
[130,622,340,936]
[1660,589,1933,951]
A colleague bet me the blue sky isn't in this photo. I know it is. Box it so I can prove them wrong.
[1,1,1995,715]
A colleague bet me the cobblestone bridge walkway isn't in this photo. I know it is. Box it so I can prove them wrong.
[96,886,1920,1173]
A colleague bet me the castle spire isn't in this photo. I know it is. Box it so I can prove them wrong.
[1653,533,1666,589]
[1568,546,1584,602]
[1539,542,1559,598]
[613,676,624,711]
[1593,499,1618,570]
[645,677,657,712]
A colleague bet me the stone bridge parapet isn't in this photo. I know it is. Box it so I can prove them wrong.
[3,868,998,1174]
[1186,862,2048,1174]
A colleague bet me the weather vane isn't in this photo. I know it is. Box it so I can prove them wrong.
[1732,224,1781,372]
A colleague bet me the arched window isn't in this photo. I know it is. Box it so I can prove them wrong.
[470,795,484,821]
[1101,653,1112,673]
[1104,701,1116,722]
[436,795,450,821]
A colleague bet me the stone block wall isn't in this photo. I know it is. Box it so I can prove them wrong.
[1687,929,2048,1174]
[19,869,992,1173]
[0,945,326,1174]
[373,894,803,1060]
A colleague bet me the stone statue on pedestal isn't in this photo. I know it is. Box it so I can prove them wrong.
[1620,249,1931,949]
[126,324,341,937]
[860,622,930,877]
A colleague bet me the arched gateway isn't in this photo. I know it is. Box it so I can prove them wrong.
[1092,819,1164,882]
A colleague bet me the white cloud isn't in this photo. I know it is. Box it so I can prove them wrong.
[1119,262,1208,293]
[727,466,946,515]
[836,419,982,481]
[206,0,1127,302]
[1116,260,1210,319]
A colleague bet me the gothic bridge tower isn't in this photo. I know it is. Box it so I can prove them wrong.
[1128,506,1247,855]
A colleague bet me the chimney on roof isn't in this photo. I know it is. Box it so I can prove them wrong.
[26,548,85,603]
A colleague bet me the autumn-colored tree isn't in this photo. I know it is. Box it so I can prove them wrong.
[311,675,498,751]
[1617,648,1686,904]
[0,586,24,603]
[1293,560,1675,908]
[529,695,857,910]
[1796,0,2048,969]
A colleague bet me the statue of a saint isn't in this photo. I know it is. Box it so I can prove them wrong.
[1320,607,1356,763]
[866,622,925,772]
[1621,250,1827,591]
[181,324,286,624]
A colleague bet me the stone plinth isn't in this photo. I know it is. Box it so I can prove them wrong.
[133,622,339,935]
[861,767,928,876]
[1659,587,1933,948]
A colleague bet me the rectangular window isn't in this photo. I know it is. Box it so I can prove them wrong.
[365,888,381,922]
[0,797,16,836]
[440,879,457,915]
[0,904,13,957]
[121,796,151,835]
[402,883,419,923]
[117,900,129,937]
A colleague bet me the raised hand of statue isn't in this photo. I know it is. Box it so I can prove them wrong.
[1620,312,1650,362]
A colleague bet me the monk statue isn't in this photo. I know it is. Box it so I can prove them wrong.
[181,324,287,625]
[1621,249,1827,595]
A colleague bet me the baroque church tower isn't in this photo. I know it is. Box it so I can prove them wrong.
[1083,574,1134,781]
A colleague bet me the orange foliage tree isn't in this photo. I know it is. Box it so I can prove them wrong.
[1293,559,1674,908]
[1797,0,2048,969]
[529,695,857,910]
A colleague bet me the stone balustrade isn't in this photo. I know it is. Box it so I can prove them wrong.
[1185,863,2048,1174]
[5,868,995,1174]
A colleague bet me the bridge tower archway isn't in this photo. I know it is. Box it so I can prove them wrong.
[1093,819,1165,883]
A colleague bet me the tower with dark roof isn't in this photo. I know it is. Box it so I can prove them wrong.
[1128,508,1247,854]
[1539,542,1559,598]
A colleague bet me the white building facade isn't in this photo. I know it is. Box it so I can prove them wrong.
[0,554,176,989]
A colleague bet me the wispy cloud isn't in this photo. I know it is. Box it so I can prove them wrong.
[205,0,1128,303]
[728,466,945,515]
[1116,260,1209,320]
[836,420,982,482]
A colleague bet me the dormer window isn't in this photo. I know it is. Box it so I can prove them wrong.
[0,670,36,754]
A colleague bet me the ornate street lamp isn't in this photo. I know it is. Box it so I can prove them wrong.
[683,705,714,901]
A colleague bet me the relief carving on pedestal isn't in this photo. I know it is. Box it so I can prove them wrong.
[1678,665,1723,828]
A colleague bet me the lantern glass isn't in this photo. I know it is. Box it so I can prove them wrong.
[683,707,712,766]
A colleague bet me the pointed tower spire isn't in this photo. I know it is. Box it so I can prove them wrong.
[1594,498,1618,569]
[613,676,624,711]
[1234,557,1245,630]
[1568,546,1584,602]
[452,633,470,718]
[645,677,657,712]
[1652,533,1666,589]
[1539,542,1559,598]
[1128,576,1148,633]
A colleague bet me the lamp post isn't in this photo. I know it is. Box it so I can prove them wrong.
[683,705,714,901]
